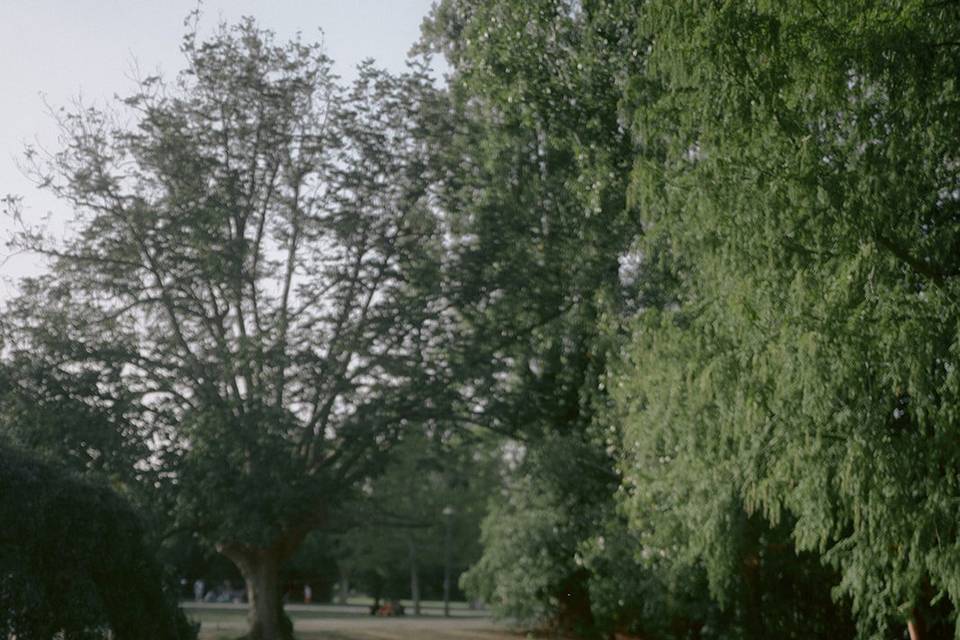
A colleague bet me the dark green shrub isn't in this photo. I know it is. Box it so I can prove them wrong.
[0,444,197,640]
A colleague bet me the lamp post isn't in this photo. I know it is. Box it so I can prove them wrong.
[442,505,454,617]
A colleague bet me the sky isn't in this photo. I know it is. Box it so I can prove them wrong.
[0,0,440,298]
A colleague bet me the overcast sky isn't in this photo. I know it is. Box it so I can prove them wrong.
[0,0,440,298]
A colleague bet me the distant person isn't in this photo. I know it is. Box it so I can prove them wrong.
[193,579,204,602]
[304,583,312,604]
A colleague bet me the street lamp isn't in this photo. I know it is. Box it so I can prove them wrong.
[442,505,455,617]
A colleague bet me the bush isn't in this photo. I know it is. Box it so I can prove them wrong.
[0,444,197,640]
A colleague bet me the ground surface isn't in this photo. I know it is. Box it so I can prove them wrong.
[183,602,525,640]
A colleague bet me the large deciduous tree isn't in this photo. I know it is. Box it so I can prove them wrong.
[4,19,442,640]
[419,1,664,634]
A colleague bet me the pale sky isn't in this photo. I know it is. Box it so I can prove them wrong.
[0,0,440,298]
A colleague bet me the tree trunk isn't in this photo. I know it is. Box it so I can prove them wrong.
[407,536,421,615]
[908,606,924,640]
[219,545,292,640]
[741,553,763,638]
[241,551,288,640]
[337,566,350,605]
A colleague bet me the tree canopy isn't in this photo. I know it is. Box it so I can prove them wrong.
[616,1,960,637]
[4,19,444,640]
[6,3,960,640]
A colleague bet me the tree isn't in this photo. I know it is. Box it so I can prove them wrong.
[420,1,665,634]
[0,442,196,640]
[323,429,497,614]
[4,19,443,640]
[423,1,900,636]
[617,1,960,637]
[0,305,165,519]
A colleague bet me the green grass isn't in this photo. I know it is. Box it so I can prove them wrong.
[339,597,473,610]
[183,602,522,640]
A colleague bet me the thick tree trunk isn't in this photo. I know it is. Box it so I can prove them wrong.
[242,552,287,640]
[217,528,310,640]
[407,537,421,615]
[219,545,293,640]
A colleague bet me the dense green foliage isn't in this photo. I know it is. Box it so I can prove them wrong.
[3,20,445,640]
[0,443,195,640]
[420,1,656,635]
[617,1,960,637]
[6,3,960,639]
[424,0,960,638]
[322,431,497,609]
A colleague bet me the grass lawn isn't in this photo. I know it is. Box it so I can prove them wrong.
[183,601,527,640]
